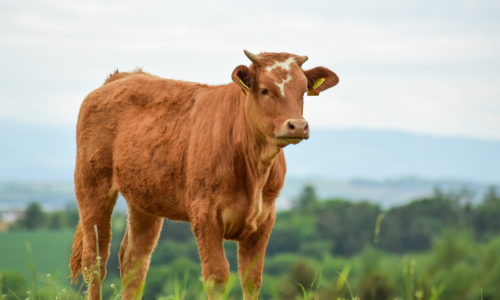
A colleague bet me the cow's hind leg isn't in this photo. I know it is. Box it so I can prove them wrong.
[119,203,163,300]
[75,177,118,299]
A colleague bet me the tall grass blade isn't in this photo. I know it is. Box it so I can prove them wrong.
[174,275,180,300]
[74,278,85,300]
[222,274,237,300]
[6,288,22,300]
[120,259,143,295]
[310,268,320,288]
[374,213,385,244]
[242,253,260,283]
[334,265,351,293]
[297,283,307,300]
[25,242,37,299]
[181,270,189,300]
[94,225,102,300]
[410,260,415,300]
[314,268,322,300]
[427,284,446,300]
[335,268,354,300]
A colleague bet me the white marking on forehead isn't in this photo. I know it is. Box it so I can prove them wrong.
[266,57,296,73]
[275,73,293,97]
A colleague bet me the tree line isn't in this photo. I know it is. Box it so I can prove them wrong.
[5,185,500,299]
[270,185,500,256]
[10,203,79,230]
[10,186,500,255]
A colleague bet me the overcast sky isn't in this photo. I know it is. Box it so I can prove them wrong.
[1,0,499,140]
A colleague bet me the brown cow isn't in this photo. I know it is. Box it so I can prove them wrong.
[69,50,338,300]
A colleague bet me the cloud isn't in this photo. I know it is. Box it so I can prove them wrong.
[3,8,499,63]
[305,76,500,140]
[6,0,145,17]
[0,93,84,125]
[1,0,499,140]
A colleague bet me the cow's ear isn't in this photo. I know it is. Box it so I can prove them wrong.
[232,65,254,96]
[303,67,339,96]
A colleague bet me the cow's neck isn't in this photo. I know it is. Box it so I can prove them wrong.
[235,93,281,181]
[234,89,281,234]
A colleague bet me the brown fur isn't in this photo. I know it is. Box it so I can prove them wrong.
[69,224,83,282]
[69,51,338,300]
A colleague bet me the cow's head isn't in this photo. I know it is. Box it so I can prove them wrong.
[232,50,339,147]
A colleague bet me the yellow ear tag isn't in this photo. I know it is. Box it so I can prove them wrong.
[313,78,325,89]
[240,87,247,96]
[239,78,250,90]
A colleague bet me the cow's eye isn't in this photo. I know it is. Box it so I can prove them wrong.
[261,89,268,95]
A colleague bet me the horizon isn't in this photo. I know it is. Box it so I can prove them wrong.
[1,176,496,213]
[2,123,500,184]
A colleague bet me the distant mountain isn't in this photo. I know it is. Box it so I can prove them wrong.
[0,181,76,211]
[0,178,494,212]
[0,121,75,181]
[278,177,493,210]
[285,129,500,184]
[1,121,499,183]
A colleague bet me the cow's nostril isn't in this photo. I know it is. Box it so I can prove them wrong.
[304,123,309,132]
[288,122,295,130]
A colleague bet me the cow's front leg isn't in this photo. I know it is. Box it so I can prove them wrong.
[192,209,230,300]
[238,209,276,300]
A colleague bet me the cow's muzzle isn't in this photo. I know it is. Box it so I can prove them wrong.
[276,119,309,145]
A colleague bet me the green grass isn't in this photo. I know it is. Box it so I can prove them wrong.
[0,229,74,280]
[0,228,492,300]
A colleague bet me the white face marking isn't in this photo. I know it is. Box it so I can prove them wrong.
[266,57,296,72]
[275,73,293,97]
[266,57,296,97]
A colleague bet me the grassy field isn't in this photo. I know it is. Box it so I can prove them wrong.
[0,229,74,281]
[3,189,500,300]
[1,228,495,300]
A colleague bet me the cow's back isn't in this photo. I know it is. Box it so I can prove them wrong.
[76,72,210,220]
[76,70,287,225]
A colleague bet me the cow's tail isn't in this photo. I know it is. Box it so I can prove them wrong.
[69,222,84,283]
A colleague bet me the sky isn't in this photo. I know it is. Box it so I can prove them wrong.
[1,0,500,140]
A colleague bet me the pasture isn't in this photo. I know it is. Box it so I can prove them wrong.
[2,187,500,299]
[0,230,74,280]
